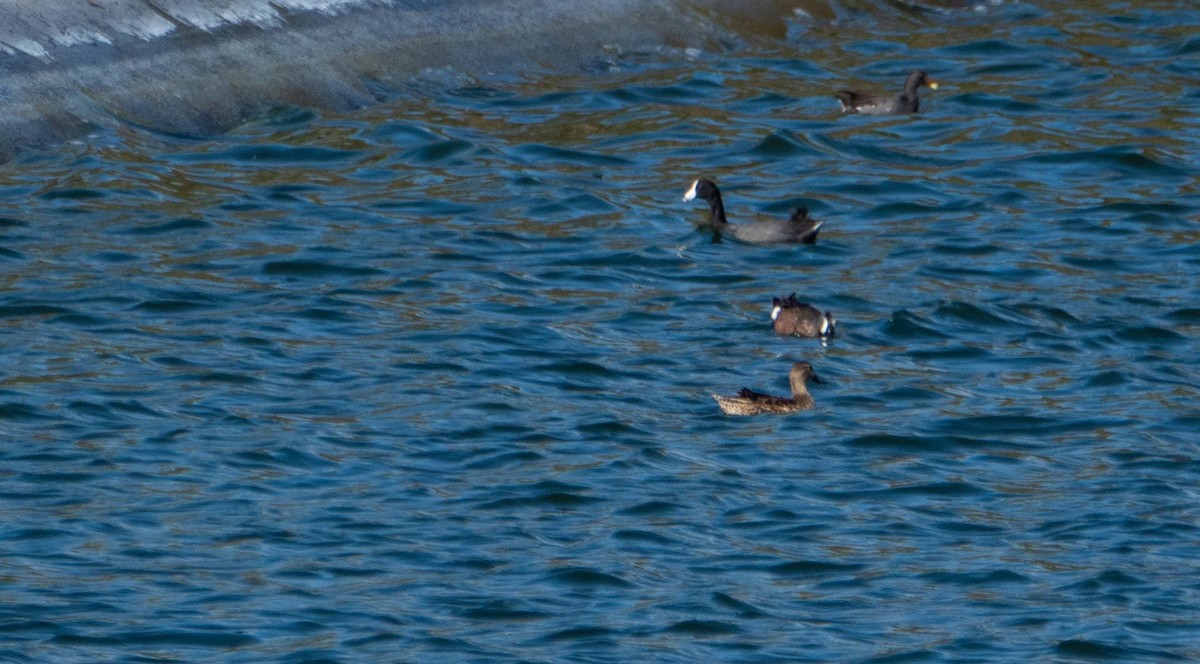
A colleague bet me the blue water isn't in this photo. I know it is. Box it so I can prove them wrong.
[3,1,1200,662]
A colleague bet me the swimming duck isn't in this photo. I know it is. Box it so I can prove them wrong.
[772,293,835,338]
[712,361,820,416]
[836,70,939,115]
[683,179,823,245]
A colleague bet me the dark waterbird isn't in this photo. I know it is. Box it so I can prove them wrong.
[712,361,820,416]
[771,293,835,338]
[836,70,939,115]
[683,178,823,245]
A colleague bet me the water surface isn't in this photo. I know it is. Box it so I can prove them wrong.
[2,1,1199,662]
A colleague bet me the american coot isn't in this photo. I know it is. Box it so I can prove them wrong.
[836,70,939,115]
[771,293,835,338]
[712,361,820,416]
[683,179,823,245]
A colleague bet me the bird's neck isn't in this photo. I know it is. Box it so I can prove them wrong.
[790,376,808,399]
[904,75,923,97]
[708,194,727,225]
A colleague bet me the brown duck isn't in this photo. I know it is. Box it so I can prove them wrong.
[771,293,835,338]
[712,361,820,416]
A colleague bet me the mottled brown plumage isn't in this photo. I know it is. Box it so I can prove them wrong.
[771,293,835,338]
[712,361,820,416]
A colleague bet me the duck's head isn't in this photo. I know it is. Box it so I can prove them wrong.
[790,361,821,389]
[910,70,939,91]
[683,178,720,204]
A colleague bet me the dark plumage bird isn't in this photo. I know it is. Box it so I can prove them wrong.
[836,70,939,115]
[771,293,835,338]
[683,179,823,245]
[712,361,821,416]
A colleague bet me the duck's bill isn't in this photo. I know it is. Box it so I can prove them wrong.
[928,81,939,90]
[682,179,698,202]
